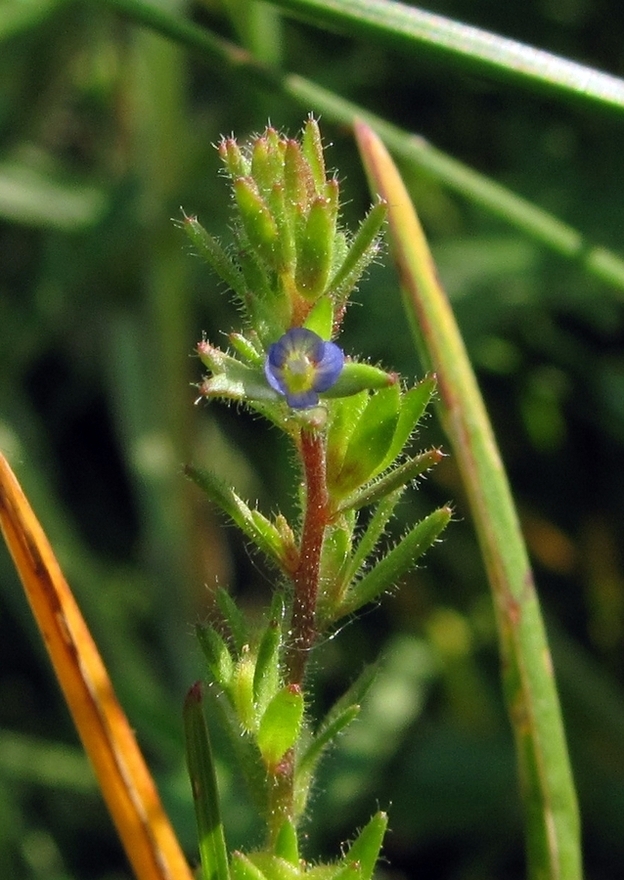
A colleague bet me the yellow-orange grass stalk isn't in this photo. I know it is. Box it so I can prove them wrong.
[0,452,194,880]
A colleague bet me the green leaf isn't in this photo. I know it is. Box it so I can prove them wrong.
[342,811,387,880]
[234,177,280,268]
[253,594,285,717]
[231,852,268,880]
[322,362,395,400]
[339,492,402,597]
[274,818,299,866]
[297,703,360,781]
[184,683,230,880]
[257,685,304,768]
[215,587,250,655]
[232,651,257,733]
[379,374,437,470]
[248,853,301,880]
[301,115,326,191]
[326,390,369,486]
[303,295,334,340]
[295,188,338,299]
[339,506,452,617]
[196,348,280,404]
[185,465,287,570]
[337,448,443,513]
[327,200,387,305]
[197,624,235,690]
[182,213,248,299]
[329,384,400,497]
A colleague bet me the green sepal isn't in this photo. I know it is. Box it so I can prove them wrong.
[253,593,285,718]
[274,818,299,866]
[329,384,401,497]
[343,812,388,880]
[234,177,280,269]
[321,362,396,400]
[185,465,288,571]
[338,506,452,618]
[233,649,257,733]
[268,182,296,271]
[326,862,362,880]
[183,683,231,880]
[296,188,338,300]
[197,623,234,690]
[182,214,247,300]
[229,332,264,366]
[219,136,249,178]
[215,587,249,655]
[337,448,444,513]
[248,853,300,880]
[257,685,304,768]
[230,852,268,880]
[303,295,334,340]
[379,374,437,471]
[251,131,285,198]
[301,116,326,192]
[328,201,387,305]
[197,346,278,403]
[284,140,310,212]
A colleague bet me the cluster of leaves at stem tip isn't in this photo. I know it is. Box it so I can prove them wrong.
[182,116,451,880]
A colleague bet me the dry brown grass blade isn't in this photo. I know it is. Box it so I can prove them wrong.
[0,451,194,880]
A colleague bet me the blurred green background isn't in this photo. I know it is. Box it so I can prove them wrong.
[1,1,624,878]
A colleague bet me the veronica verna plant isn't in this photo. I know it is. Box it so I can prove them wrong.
[182,116,451,880]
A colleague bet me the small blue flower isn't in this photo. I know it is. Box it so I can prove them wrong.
[264,328,344,409]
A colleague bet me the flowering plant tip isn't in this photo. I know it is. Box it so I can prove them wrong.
[264,328,344,409]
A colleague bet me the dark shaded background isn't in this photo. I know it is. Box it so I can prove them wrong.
[1,1,623,878]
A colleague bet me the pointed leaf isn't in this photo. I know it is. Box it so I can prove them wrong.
[343,812,388,880]
[253,594,285,717]
[257,685,304,768]
[337,448,444,513]
[339,506,452,617]
[331,384,400,496]
[274,818,299,865]
[379,374,437,471]
[231,852,268,880]
[185,465,287,570]
[197,624,235,690]
[184,683,230,880]
[215,587,249,655]
[182,214,247,299]
[328,200,387,304]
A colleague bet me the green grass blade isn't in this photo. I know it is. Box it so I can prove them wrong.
[355,121,582,880]
[184,683,230,880]
[102,0,624,295]
[271,0,624,115]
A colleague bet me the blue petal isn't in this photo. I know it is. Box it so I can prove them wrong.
[312,341,344,392]
[285,389,320,408]
[264,327,345,409]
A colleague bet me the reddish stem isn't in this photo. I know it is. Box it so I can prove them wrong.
[286,427,329,685]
